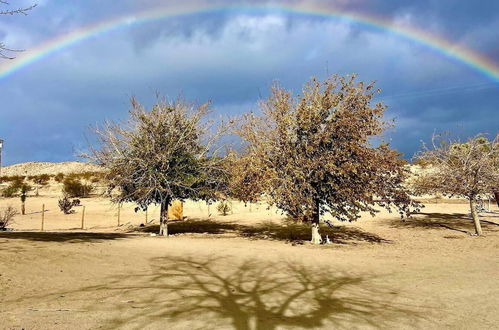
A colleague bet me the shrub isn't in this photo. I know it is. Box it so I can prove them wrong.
[72,199,81,206]
[54,173,65,183]
[0,205,17,230]
[6,176,25,189]
[58,196,75,214]
[79,172,94,181]
[62,178,93,198]
[2,184,20,197]
[217,200,232,216]
[31,174,51,186]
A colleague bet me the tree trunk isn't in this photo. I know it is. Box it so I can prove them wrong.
[21,201,25,215]
[494,190,499,208]
[159,199,169,237]
[469,198,483,236]
[310,200,322,244]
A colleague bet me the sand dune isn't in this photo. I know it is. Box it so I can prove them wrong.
[1,161,103,177]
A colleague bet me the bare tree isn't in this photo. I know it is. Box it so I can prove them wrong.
[412,134,499,236]
[87,96,229,236]
[235,75,418,244]
[0,1,37,59]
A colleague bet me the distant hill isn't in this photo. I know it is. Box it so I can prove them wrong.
[1,161,103,177]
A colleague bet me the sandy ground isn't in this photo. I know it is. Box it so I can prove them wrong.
[1,197,498,330]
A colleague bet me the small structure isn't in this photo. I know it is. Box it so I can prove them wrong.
[168,200,183,220]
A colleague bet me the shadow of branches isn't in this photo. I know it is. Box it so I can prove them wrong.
[136,220,389,245]
[74,256,424,329]
[137,219,239,235]
[0,232,131,243]
[392,212,499,235]
[240,221,390,244]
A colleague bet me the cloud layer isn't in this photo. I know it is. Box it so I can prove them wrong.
[0,0,498,164]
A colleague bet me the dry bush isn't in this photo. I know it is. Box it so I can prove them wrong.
[29,174,51,186]
[54,173,65,183]
[0,206,18,230]
[217,200,232,216]
[58,196,75,214]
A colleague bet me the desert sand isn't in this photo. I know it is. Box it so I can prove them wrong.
[0,194,498,330]
[1,161,103,177]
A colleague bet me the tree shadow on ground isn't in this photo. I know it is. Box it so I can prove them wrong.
[137,219,239,235]
[136,219,390,245]
[67,255,426,329]
[0,232,131,243]
[240,221,390,244]
[391,212,499,235]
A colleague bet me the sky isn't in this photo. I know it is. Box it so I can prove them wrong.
[0,0,498,165]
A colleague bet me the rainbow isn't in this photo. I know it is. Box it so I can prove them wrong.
[1,2,498,81]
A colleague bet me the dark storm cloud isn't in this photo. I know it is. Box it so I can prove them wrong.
[0,0,497,164]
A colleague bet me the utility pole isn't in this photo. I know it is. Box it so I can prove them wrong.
[0,139,3,177]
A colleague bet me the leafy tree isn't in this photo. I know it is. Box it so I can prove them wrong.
[412,134,499,236]
[0,1,36,59]
[235,75,417,244]
[226,152,266,205]
[88,96,229,236]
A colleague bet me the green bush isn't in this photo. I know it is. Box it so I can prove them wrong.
[62,178,93,198]
[2,184,19,197]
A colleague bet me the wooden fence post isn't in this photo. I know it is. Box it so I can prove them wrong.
[41,204,45,231]
[81,206,86,230]
[117,204,121,227]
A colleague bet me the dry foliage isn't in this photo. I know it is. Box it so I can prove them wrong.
[233,75,417,242]
[87,96,230,235]
[62,177,93,198]
[216,200,232,216]
[58,196,75,214]
[0,205,17,229]
[412,134,499,235]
